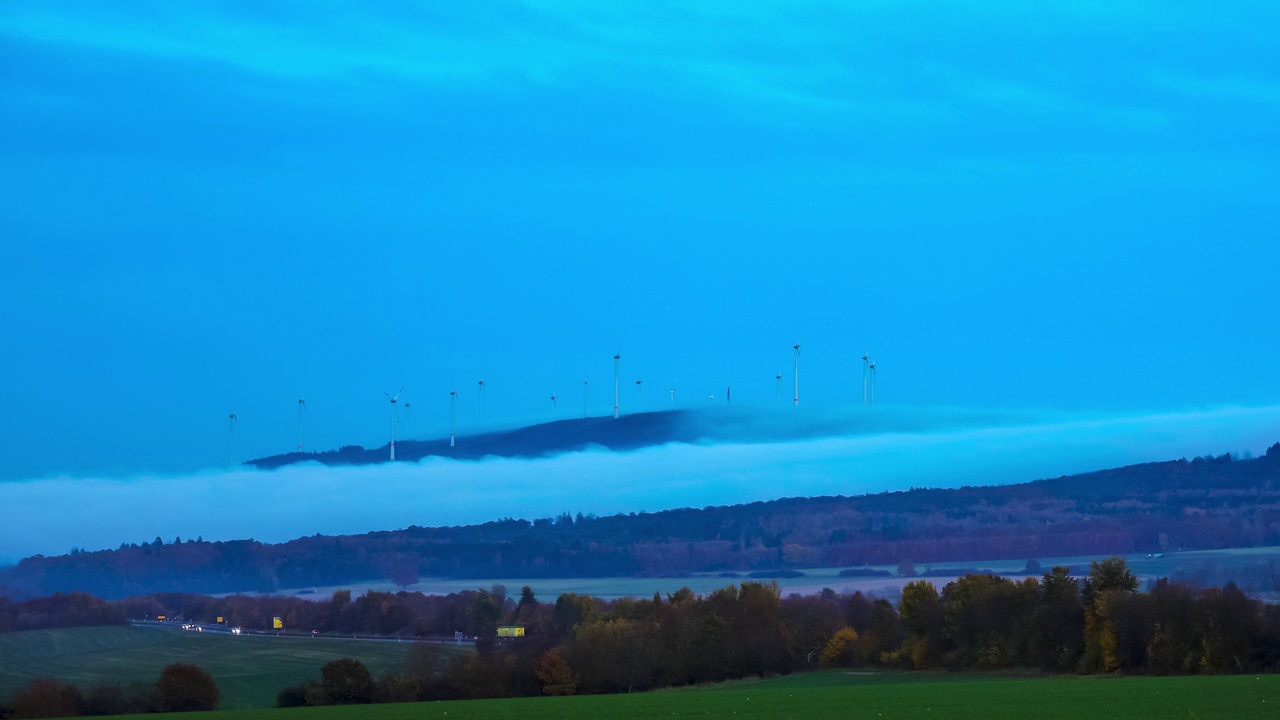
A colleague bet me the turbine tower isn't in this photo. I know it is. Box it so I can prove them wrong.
[384,388,402,460]
[869,359,877,405]
[862,353,870,406]
[477,380,485,422]
[582,379,589,418]
[297,398,305,452]
[228,413,237,464]
[635,379,643,409]
[449,390,457,448]
[613,354,621,419]
[670,388,675,405]
[793,343,801,406]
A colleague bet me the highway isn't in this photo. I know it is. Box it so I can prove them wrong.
[130,620,475,646]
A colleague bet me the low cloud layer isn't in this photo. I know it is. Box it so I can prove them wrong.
[3,405,1277,564]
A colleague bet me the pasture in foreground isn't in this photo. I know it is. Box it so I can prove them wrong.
[0,625,433,709]
[68,670,1280,720]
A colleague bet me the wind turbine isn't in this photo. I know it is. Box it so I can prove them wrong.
[449,390,457,448]
[635,379,643,409]
[869,359,877,405]
[793,343,801,406]
[228,413,237,464]
[477,380,485,422]
[670,388,675,405]
[384,388,403,460]
[403,402,412,437]
[613,354,621,419]
[297,398,305,452]
[862,353,870,406]
[775,372,782,402]
[550,394,557,410]
[582,379,589,418]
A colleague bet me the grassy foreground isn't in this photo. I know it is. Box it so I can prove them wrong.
[68,670,1280,720]
[0,625,427,709]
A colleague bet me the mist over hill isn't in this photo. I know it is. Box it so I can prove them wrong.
[4,404,1280,568]
[244,406,1046,470]
[247,410,693,468]
[4,442,1279,600]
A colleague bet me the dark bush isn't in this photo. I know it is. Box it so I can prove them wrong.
[6,677,85,719]
[84,681,154,716]
[319,658,374,704]
[154,663,219,712]
[275,683,312,708]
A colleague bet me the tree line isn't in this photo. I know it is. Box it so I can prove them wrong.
[4,559,1280,715]
[1,664,217,718]
[4,445,1279,600]
[268,562,1280,703]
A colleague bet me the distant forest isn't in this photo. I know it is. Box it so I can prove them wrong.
[2,445,1279,600]
[5,561,1280,709]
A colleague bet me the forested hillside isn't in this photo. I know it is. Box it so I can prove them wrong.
[3,445,1278,600]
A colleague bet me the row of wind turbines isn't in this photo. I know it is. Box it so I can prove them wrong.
[226,346,880,463]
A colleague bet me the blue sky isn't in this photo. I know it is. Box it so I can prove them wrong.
[2,1,1280,483]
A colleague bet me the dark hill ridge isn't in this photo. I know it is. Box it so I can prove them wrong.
[244,405,1038,470]
[3,445,1279,600]
[246,410,694,469]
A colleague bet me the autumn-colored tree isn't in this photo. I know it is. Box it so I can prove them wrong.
[898,580,943,669]
[819,627,860,667]
[1080,558,1140,673]
[782,594,845,665]
[534,646,578,695]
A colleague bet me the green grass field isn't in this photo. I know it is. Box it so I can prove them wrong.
[64,670,1280,720]
[0,625,448,709]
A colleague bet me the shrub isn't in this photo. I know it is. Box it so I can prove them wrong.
[7,677,85,719]
[320,658,374,704]
[154,663,219,712]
